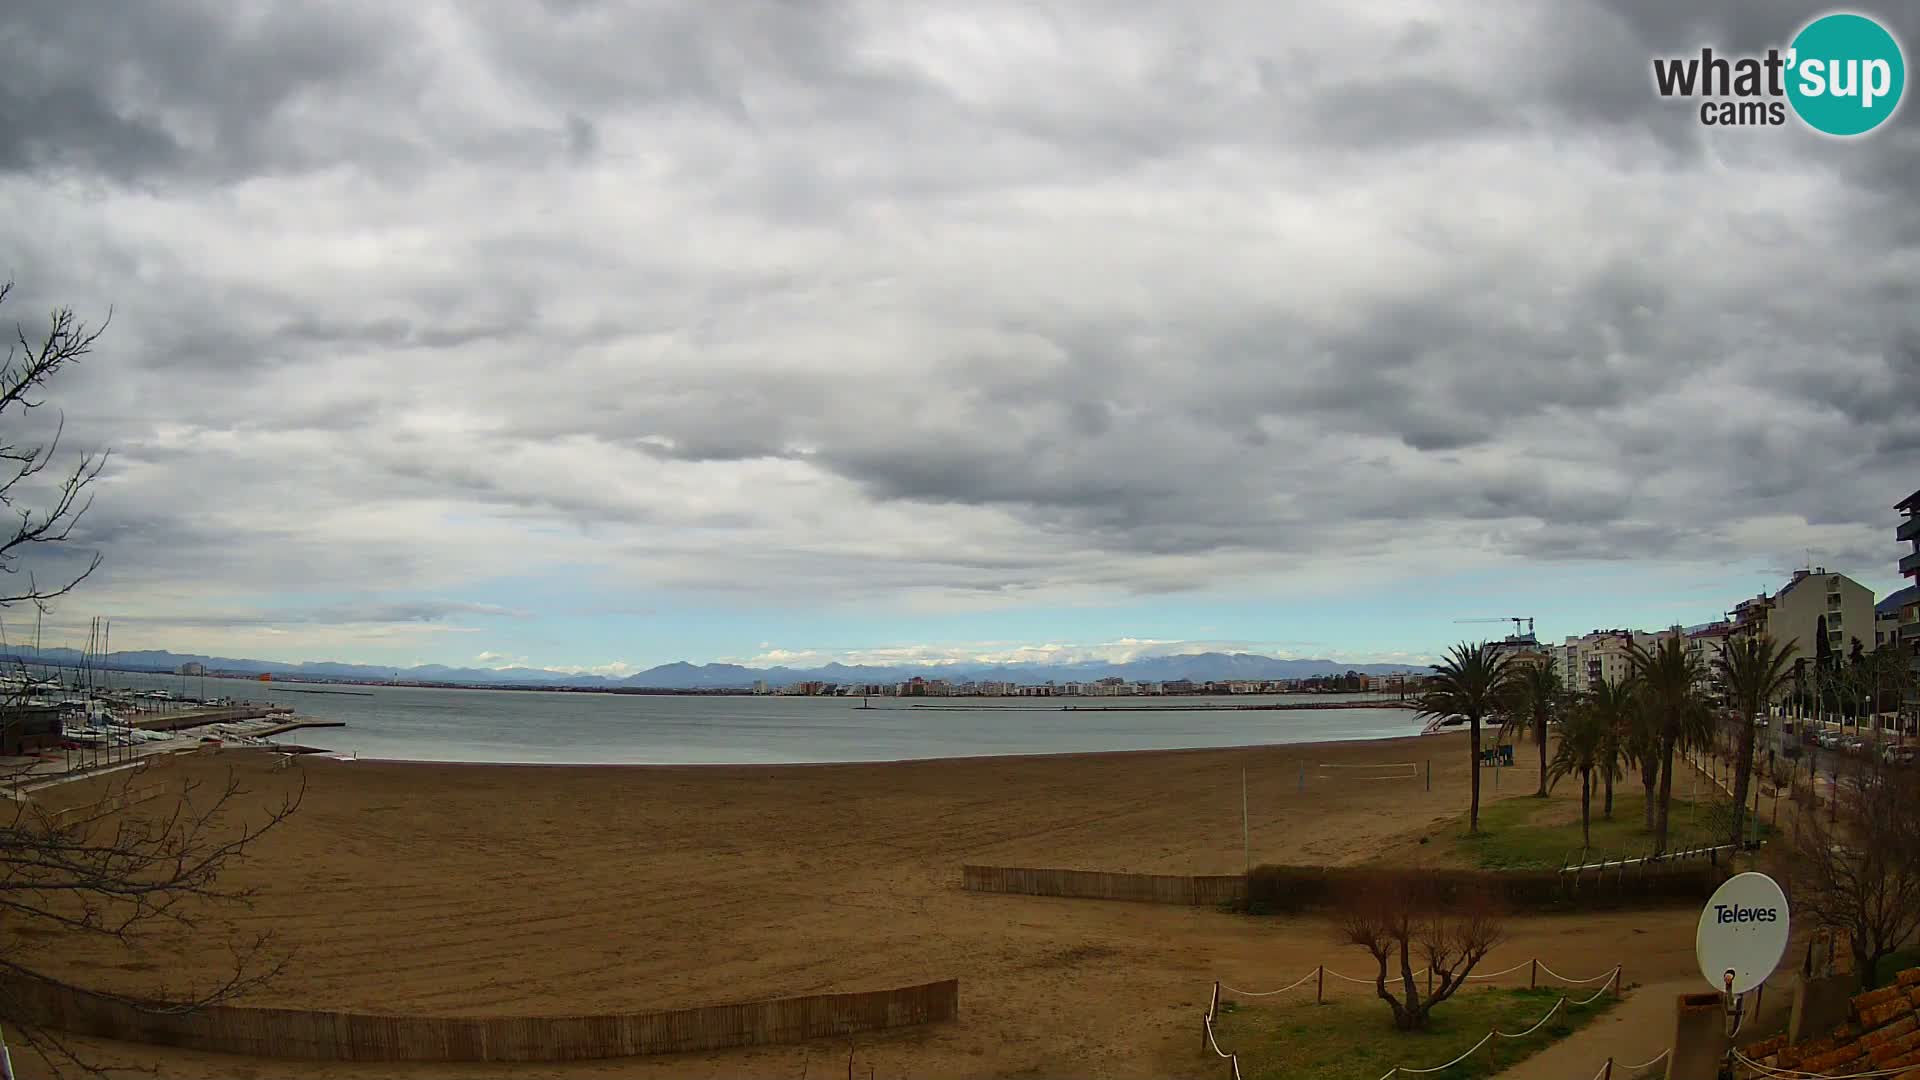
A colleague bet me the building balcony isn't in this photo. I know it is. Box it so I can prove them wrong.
[1900,515,1920,543]
[1903,550,1920,577]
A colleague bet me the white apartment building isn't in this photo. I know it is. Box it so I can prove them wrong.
[1559,629,1657,690]
[1729,567,1877,660]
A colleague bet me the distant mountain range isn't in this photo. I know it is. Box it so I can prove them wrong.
[0,645,1427,690]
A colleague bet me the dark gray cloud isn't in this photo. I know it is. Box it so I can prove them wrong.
[0,0,1916,656]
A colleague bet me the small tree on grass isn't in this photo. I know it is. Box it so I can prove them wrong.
[1333,871,1506,1031]
[1778,758,1920,988]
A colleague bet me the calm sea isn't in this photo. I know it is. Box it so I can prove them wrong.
[96,671,1424,765]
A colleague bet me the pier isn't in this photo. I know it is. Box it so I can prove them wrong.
[253,718,347,738]
[130,705,295,732]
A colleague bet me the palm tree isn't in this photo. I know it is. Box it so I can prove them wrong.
[1584,677,1638,820]
[1417,642,1517,834]
[1626,629,1711,855]
[1712,634,1797,847]
[1621,681,1663,831]
[1548,700,1608,851]
[1503,657,1564,798]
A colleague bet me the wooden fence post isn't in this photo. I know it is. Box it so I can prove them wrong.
[1317,965,1324,1004]
[1530,959,1538,989]
[1603,1057,1613,1079]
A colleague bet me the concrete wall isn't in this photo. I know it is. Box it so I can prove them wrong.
[1665,992,1728,1080]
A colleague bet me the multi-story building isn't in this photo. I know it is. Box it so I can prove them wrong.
[1559,629,1656,690]
[1487,626,1551,668]
[1728,567,1878,662]
[1897,489,1920,717]
[1686,622,1733,693]
[1878,591,1913,651]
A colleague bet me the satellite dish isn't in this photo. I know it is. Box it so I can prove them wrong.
[1696,872,1790,995]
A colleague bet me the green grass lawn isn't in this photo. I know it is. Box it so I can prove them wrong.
[1448,787,1774,871]
[1211,985,1619,1080]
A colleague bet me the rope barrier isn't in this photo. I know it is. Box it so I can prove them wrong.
[1493,997,1564,1039]
[1219,969,1320,997]
[1201,995,1245,1080]
[1570,973,1622,1006]
[1536,962,1621,984]
[1464,960,1534,980]
[1325,967,1427,984]
[1378,1030,1495,1079]
[1371,968,1621,1080]
[1223,958,1615,994]
[1211,965,1623,1080]
[1621,1048,1670,1071]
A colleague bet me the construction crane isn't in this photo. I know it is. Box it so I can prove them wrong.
[1453,617,1535,639]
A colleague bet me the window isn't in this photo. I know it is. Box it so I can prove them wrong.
[1830,613,1842,628]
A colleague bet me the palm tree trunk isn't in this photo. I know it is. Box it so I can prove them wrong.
[1581,770,1592,851]
[1603,765,1615,819]
[1642,759,1658,831]
[1654,734,1676,854]
[1729,700,1756,847]
[1469,716,1482,834]
[1535,717,1548,797]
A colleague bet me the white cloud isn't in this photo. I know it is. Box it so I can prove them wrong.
[0,1,1914,665]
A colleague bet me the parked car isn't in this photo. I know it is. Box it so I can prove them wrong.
[1882,744,1916,765]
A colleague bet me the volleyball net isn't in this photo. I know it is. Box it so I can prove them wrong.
[1315,761,1421,782]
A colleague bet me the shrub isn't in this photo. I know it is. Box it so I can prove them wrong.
[1245,860,1723,914]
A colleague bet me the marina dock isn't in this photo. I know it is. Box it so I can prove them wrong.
[131,705,296,732]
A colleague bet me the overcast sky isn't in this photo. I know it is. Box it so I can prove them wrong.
[1,0,1915,674]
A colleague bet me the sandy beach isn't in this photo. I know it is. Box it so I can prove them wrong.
[14,733,1712,1079]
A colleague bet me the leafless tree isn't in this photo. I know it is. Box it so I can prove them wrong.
[1776,759,1920,988]
[1332,871,1506,1031]
[2,768,304,1072]
[0,284,304,1074]
[0,282,110,613]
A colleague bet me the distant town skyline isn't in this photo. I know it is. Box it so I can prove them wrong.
[15,557,1907,675]
[1,3,1914,676]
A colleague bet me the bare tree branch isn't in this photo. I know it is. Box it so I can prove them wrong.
[0,284,299,1076]
[0,282,110,613]
[1,767,304,1073]
[1773,757,1920,989]
[1332,870,1506,1031]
